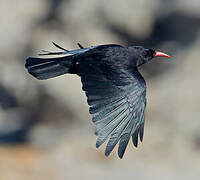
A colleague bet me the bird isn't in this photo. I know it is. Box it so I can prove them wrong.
[25,42,170,158]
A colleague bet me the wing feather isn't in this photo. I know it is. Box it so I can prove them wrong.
[76,51,146,158]
[96,111,131,148]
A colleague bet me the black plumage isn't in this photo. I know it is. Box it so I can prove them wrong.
[25,43,170,158]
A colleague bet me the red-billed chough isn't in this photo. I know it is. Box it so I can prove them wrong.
[25,43,170,158]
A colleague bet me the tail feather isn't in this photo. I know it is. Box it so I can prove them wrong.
[25,56,73,80]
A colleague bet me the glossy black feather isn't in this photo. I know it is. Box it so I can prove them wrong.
[25,56,73,80]
[132,128,139,148]
[25,43,155,158]
[75,45,147,158]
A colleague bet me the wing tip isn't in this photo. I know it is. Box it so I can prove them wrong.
[118,152,124,159]
[105,151,110,157]
[96,140,102,148]
[132,129,139,148]
[139,123,144,142]
[118,134,130,159]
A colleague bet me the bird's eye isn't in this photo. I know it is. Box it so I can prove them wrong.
[144,49,155,59]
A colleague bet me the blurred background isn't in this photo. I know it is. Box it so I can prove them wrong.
[0,0,200,179]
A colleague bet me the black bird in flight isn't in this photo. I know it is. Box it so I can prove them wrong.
[25,42,170,158]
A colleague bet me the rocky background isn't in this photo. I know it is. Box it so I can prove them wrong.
[0,0,200,179]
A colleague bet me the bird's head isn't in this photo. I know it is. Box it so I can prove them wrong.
[128,46,171,67]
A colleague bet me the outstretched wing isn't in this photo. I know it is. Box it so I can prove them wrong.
[77,58,146,159]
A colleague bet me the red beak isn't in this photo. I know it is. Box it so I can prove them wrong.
[155,51,171,58]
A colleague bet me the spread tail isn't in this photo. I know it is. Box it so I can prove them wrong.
[25,56,74,80]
